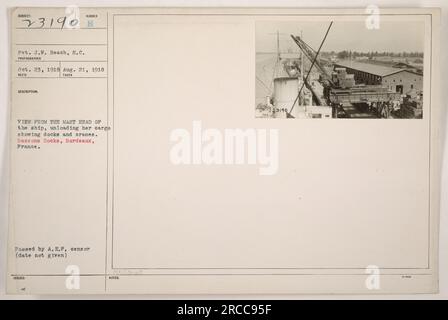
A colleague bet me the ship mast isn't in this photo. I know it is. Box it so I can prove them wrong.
[276,30,280,63]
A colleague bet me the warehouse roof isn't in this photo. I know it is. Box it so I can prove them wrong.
[335,60,407,77]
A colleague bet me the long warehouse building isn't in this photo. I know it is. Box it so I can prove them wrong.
[334,60,423,95]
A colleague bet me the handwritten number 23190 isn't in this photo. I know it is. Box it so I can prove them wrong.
[21,17,79,29]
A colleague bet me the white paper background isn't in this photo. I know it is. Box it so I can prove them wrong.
[0,0,447,299]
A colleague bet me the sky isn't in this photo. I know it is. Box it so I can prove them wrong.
[255,20,425,53]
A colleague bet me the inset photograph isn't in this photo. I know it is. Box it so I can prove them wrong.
[255,20,424,119]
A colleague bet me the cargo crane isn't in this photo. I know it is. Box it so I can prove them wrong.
[290,34,334,88]
[289,31,401,118]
